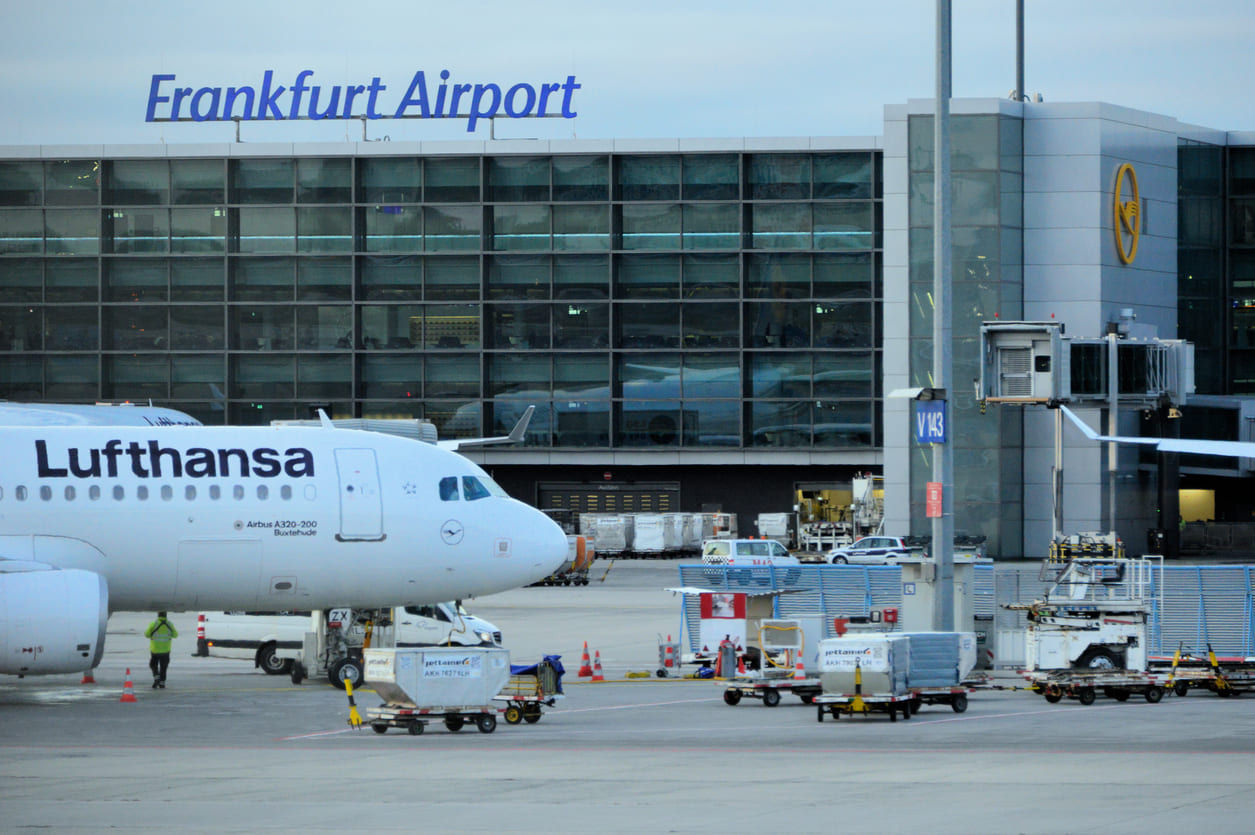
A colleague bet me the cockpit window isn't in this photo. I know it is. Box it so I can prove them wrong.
[462,476,491,501]
[439,476,459,501]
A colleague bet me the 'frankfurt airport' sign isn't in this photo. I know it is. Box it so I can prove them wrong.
[145,70,581,133]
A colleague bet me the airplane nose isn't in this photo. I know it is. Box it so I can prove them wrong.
[537,514,570,576]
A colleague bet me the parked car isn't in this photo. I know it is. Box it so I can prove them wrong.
[825,536,917,565]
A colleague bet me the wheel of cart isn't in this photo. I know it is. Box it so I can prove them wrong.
[523,702,542,723]
[723,689,742,706]
[476,713,497,733]
[950,692,968,713]
[445,716,465,732]
[504,704,523,724]
[762,688,781,707]
[406,720,424,735]
[1173,680,1191,697]
[1144,685,1164,703]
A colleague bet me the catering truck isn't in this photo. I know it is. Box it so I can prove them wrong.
[199,602,502,686]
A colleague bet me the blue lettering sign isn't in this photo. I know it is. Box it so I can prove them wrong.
[145,70,580,133]
[914,401,946,444]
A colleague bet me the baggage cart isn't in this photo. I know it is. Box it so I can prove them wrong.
[813,657,914,722]
[908,685,972,714]
[493,655,565,724]
[363,647,512,735]
[1022,669,1166,705]
[722,674,821,707]
[1154,644,1255,698]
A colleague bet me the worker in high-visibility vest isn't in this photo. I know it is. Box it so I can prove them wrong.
[145,612,179,689]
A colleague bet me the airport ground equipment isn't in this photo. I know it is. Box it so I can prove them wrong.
[362,647,511,735]
[899,631,979,713]
[533,535,594,586]
[1023,669,1166,705]
[1005,552,1160,672]
[1156,644,1255,698]
[493,656,565,724]
[720,617,822,706]
[814,634,914,722]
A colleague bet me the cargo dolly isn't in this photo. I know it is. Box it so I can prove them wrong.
[1023,669,1166,705]
[813,662,915,722]
[367,704,499,735]
[493,655,565,724]
[907,685,971,714]
[1157,644,1255,698]
[722,674,821,707]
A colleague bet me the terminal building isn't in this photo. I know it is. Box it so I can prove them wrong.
[1,97,1252,558]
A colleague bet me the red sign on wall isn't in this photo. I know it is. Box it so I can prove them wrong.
[926,482,943,518]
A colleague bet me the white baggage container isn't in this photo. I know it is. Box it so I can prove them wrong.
[364,647,511,707]
[634,514,667,553]
[819,634,910,696]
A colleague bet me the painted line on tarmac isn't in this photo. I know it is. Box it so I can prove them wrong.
[918,699,1171,725]
[557,696,718,714]
[277,728,360,741]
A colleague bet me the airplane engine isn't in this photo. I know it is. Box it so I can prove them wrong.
[0,569,107,675]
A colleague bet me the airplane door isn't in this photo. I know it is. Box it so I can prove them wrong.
[335,448,384,541]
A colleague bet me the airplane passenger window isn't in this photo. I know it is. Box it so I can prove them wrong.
[185,486,196,500]
[40,485,52,501]
[137,486,148,501]
[233,485,245,500]
[15,486,26,501]
[439,476,459,501]
[64,486,75,501]
[281,485,292,500]
[462,476,491,501]
[161,485,173,501]
[89,485,100,501]
[257,485,268,500]
[209,484,221,500]
[112,486,124,500]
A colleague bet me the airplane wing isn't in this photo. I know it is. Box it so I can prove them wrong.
[438,405,535,451]
[1059,404,1255,459]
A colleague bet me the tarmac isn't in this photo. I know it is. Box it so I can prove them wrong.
[2,559,1254,833]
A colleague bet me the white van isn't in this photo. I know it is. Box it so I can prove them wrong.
[200,603,502,675]
[701,538,800,567]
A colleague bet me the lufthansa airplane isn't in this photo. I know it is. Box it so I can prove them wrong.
[0,405,568,677]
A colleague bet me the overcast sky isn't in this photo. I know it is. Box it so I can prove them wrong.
[1,0,1250,146]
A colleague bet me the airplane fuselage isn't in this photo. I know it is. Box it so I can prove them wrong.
[0,424,567,612]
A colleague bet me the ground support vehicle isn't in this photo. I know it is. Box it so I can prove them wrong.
[813,690,916,722]
[534,536,594,586]
[362,646,511,736]
[1155,646,1255,698]
[366,703,501,735]
[721,673,821,707]
[907,686,972,714]
[1023,669,1166,705]
[493,656,565,724]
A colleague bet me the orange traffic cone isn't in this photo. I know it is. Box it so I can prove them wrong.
[80,668,97,684]
[577,641,594,677]
[591,651,605,682]
[193,613,209,657]
[794,658,806,680]
[737,655,747,675]
[119,668,138,703]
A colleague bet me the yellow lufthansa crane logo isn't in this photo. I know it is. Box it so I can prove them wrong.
[1113,163,1140,264]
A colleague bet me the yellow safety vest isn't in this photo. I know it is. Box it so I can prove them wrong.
[145,619,178,654]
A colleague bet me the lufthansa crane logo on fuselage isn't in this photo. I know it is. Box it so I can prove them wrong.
[440,520,465,545]
[1114,163,1140,265]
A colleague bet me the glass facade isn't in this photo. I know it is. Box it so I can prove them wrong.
[906,115,1024,554]
[0,150,882,448]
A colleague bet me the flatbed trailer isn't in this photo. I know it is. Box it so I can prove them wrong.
[813,691,915,722]
[722,674,821,707]
[366,703,499,735]
[492,656,565,724]
[908,686,971,714]
[1022,669,1166,705]
[1153,646,1255,698]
